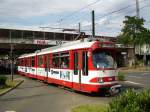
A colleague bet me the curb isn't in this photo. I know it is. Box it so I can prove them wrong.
[0,80,24,96]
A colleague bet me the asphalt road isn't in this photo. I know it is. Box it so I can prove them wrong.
[124,72,150,89]
[0,72,149,112]
[0,75,110,112]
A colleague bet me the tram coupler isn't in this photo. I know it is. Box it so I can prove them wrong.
[109,84,122,96]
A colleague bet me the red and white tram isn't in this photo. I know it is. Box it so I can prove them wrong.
[17,38,121,94]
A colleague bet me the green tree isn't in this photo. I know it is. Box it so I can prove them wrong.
[118,16,150,66]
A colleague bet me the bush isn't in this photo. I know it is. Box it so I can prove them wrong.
[0,76,7,86]
[72,104,107,112]
[108,89,150,112]
[118,72,125,81]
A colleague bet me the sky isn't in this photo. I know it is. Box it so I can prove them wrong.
[0,0,150,37]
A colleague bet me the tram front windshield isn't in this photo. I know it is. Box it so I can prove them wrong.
[92,50,116,69]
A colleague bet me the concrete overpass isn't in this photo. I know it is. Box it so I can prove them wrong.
[0,28,116,55]
[0,28,80,55]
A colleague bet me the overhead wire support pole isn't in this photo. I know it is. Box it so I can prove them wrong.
[136,0,146,66]
[136,0,140,18]
[78,22,81,33]
[92,10,95,38]
[9,29,14,81]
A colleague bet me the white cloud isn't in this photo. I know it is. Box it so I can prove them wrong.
[0,0,94,18]
[0,0,149,37]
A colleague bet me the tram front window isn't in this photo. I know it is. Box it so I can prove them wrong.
[92,51,116,69]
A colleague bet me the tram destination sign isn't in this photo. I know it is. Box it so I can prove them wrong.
[100,43,114,48]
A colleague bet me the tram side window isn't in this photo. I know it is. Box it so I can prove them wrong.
[21,59,23,66]
[82,51,88,76]
[74,52,78,75]
[60,52,69,69]
[26,58,28,66]
[38,55,43,67]
[52,53,59,68]
[28,58,31,67]
[24,58,27,66]
[45,54,50,68]
[23,59,25,66]
[20,59,22,66]
[31,57,35,67]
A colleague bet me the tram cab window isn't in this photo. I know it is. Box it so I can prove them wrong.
[38,55,43,67]
[92,51,116,69]
[60,52,69,69]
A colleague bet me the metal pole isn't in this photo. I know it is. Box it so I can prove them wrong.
[136,0,140,18]
[136,0,147,66]
[92,10,95,38]
[9,30,14,81]
[21,30,24,41]
[33,31,35,40]
[43,31,45,40]
[78,22,81,33]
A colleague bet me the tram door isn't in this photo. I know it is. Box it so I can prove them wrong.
[73,51,84,90]
[45,54,49,82]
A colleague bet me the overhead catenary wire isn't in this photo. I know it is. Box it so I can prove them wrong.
[81,0,149,28]
[58,0,148,24]
[95,0,148,20]
[57,0,102,23]
[64,0,148,29]
[93,4,150,30]
[82,3,150,33]
[42,0,150,34]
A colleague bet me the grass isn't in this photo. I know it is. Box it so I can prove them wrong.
[120,66,150,73]
[71,104,108,112]
[118,72,125,81]
[5,79,21,87]
[0,79,22,94]
[0,88,10,93]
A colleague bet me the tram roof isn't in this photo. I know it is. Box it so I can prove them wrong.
[18,52,36,58]
[18,38,115,58]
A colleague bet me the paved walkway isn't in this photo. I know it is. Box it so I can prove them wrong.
[0,75,110,112]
